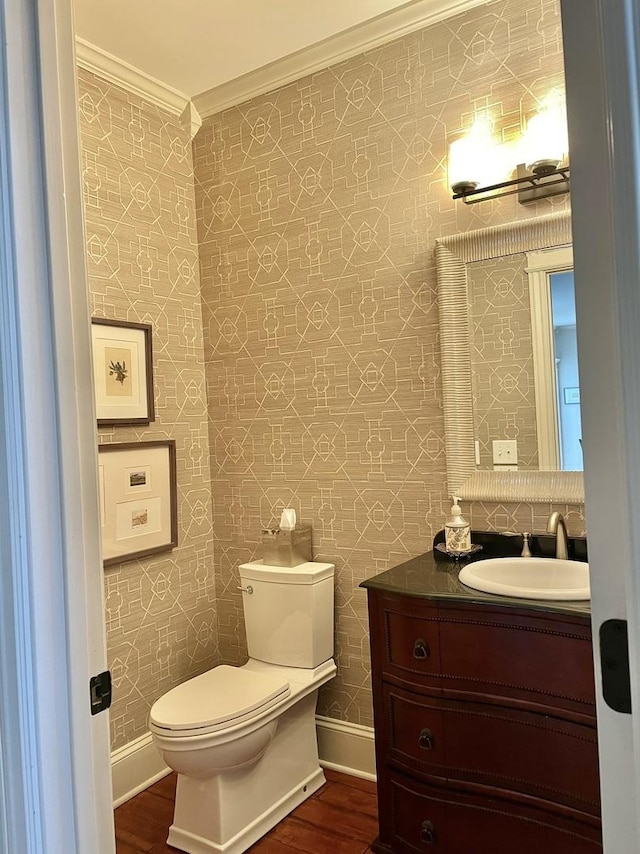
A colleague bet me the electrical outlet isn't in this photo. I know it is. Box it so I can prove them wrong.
[492,439,518,465]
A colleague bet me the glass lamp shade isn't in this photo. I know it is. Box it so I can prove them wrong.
[522,93,569,175]
[448,135,479,194]
[449,116,513,194]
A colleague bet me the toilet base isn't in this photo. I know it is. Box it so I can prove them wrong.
[167,766,325,854]
[165,690,325,853]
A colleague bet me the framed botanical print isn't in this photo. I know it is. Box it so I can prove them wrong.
[98,440,177,566]
[91,318,155,425]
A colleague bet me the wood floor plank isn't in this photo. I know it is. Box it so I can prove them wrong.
[148,773,176,802]
[323,769,377,795]
[115,790,175,852]
[290,797,379,844]
[269,816,370,854]
[316,781,378,819]
[113,842,146,854]
[248,837,302,852]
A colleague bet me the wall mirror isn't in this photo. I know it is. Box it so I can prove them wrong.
[436,210,584,503]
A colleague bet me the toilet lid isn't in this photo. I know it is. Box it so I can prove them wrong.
[149,665,290,732]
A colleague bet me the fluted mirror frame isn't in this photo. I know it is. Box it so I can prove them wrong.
[435,210,584,504]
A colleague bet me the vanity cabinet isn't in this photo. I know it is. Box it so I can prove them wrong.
[366,589,601,853]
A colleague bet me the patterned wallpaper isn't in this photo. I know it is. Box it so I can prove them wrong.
[194,0,582,728]
[77,69,217,750]
[467,253,539,469]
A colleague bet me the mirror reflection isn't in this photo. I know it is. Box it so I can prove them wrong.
[466,245,581,473]
[550,268,581,470]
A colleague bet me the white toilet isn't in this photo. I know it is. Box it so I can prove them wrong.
[149,560,336,854]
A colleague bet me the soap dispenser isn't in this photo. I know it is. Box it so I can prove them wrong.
[445,496,472,554]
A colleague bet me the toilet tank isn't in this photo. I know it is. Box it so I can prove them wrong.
[238,561,334,668]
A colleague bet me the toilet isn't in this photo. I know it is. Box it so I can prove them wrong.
[149,560,336,854]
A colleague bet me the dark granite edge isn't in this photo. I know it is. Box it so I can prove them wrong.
[360,530,591,617]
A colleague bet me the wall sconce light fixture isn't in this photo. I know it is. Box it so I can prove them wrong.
[449,93,570,205]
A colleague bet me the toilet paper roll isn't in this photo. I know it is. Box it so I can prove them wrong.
[279,508,296,530]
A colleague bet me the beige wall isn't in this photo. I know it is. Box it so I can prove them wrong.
[78,69,217,749]
[193,0,584,728]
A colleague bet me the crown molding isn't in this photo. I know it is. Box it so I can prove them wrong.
[75,37,202,137]
[75,0,486,127]
[179,100,203,139]
[193,0,488,118]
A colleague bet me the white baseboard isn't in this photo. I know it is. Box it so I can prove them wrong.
[111,715,376,807]
[111,732,170,807]
[316,715,377,781]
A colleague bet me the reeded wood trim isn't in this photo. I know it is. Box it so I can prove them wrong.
[458,469,584,503]
[436,613,590,641]
[435,211,584,503]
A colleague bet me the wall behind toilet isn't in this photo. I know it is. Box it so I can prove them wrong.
[193,0,585,727]
[78,69,218,750]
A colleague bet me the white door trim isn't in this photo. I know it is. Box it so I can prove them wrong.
[562,0,640,849]
[0,0,114,851]
[526,246,574,471]
[527,255,560,471]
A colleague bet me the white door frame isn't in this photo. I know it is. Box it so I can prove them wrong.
[526,245,574,471]
[0,0,114,851]
[562,0,640,850]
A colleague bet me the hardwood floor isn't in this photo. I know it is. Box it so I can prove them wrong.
[114,768,379,854]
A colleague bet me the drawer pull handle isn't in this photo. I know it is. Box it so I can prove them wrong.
[413,638,430,659]
[420,820,436,844]
[418,728,434,750]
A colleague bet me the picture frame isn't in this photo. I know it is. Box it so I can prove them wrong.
[98,440,177,566]
[91,318,155,425]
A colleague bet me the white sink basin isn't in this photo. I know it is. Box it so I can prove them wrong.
[458,557,590,601]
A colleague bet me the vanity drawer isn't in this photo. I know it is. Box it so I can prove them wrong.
[383,683,600,816]
[437,605,595,716]
[374,596,595,716]
[378,595,441,683]
[388,772,602,854]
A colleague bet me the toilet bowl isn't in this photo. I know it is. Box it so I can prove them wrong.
[149,561,336,854]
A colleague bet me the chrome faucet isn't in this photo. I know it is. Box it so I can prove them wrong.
[547,512,568,560]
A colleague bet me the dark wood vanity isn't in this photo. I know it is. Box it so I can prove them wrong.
[362,546,601,853]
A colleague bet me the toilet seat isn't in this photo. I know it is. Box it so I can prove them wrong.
[150,665,290,736]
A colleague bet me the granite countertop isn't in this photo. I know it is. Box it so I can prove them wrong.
[360,531,591,617]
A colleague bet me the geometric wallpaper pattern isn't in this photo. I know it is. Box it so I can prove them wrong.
[467,253,539,469]
[194,0,583,727]
[78,68,217,750]
[77,0,588,747]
